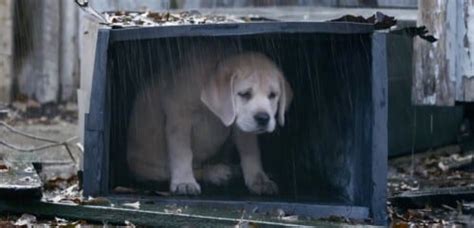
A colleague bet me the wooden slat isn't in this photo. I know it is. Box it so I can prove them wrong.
[0,197,375,227]
[59,1,80,101]
[456,1,474,102]
[0,0,12,103]
[370,32,388,225]
[15,0,60,104]
[412,0,474,105]
[0,161,42,198]
[390,186,474,208]
[412,0,457,106]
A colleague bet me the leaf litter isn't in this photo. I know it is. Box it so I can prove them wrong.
[388,144,474,227]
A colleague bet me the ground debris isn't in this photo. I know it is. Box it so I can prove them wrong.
[163,204,185,214]
[42,174,83,205]
[122,201,140,209]
[7,100,77,125]
[330,11,397,30]
[388,203,470,227]
[389,145,474,197]
[438,153,474,171]
[102,10,275,28]
[388,144,474,226]
[14,214,36,226]
[82,197,112,206]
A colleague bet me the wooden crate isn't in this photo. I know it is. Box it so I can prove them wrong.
[83,22,389,225]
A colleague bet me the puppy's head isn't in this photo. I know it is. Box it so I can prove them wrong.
[201,52,293,133]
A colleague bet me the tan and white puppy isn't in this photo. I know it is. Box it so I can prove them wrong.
[127,44,292,195]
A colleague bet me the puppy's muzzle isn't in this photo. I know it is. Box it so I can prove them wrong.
[254,112,270,127]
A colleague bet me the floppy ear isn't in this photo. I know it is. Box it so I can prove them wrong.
[278,76,293,126]
[200,64,236,127]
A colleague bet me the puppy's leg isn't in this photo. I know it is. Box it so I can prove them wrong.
[233,130,278,195]
[166,116,201,195]
[201,164,232,186]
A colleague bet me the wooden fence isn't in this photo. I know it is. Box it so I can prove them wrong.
[0,0,417,104]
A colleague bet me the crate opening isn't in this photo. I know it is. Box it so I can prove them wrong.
[107,33,373,207]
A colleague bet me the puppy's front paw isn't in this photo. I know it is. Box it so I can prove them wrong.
[246,172,279,195]
[170,181,201,195]
[203,164,232,186]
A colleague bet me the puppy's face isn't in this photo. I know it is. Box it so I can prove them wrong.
[201,52,293,133]
[233,73,280,133]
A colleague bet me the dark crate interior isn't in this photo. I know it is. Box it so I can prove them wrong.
[107,33,373,207]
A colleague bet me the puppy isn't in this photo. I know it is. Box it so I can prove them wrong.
[127,44,293,195]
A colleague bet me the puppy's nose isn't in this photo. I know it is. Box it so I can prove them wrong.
[254,112,270,126]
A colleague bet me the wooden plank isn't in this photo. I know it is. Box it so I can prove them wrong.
[83,30,110,197]
[0,198,375,227]
[412,0,457,106]
[0,0,12,103]
[59,1,80,101]
[370,32,388,225]
[0,161,42,198]
[78,15,102,147]
[16,0,60,104]
[390,186,474,208]
[110,195,370,222]
[456,1,474,102]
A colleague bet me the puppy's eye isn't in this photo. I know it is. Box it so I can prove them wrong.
[238,91,252,100]
[268,92,277,99]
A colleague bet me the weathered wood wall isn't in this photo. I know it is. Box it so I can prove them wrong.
[0,0,12,103]
[412,0,456,105]
[14,0,60,104]
[413,0,474,105]
[4,0,418,104]
[13,0,79,104]
[456,1,474,102]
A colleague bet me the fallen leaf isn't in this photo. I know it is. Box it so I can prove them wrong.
[113,186,138,194]
[280,215,299,222]
[124,220,136,227]
[82,197,111,206]
[154,191,171,197]
[14,214,36,226]
[0,162,8,172]
[122,201,140,209]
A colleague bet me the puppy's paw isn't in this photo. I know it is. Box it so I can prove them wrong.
[203,164,232,186]
[170,181,201,195]
[246,172,279,195]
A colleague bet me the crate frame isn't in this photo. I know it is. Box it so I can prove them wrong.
[83,22,388,225]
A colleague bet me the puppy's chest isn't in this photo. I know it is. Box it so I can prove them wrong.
[191,108,231,161]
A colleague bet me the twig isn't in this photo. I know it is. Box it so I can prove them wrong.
[0,136,78,153]
[0,120,79,163]
[0,121,59,143]
[63,144,76,163]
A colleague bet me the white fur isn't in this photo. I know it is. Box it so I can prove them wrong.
[127,43,292,195]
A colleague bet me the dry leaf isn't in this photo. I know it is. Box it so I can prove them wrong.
[122,201,140,209]
[82,197,111,206]
[124,220,136,227]
[0,162,8,172]
[113,186,138,194]
[14,214,36,226]
[280,215,299,222]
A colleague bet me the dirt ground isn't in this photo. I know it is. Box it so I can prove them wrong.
[1,101,474,227]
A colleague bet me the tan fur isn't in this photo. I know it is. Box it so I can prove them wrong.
[127,44,292,195]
